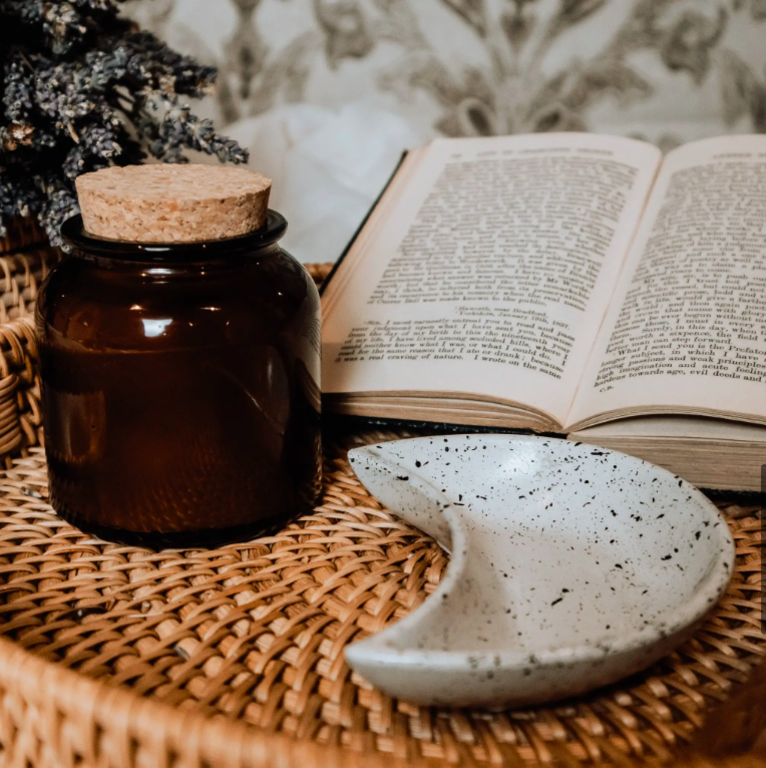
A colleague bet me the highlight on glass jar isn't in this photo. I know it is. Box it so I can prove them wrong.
[36,164,322,548]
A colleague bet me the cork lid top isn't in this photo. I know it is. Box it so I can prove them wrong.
[75,164,272,244]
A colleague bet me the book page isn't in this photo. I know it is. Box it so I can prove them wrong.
[568,135,766,430]
[322,133,660,428]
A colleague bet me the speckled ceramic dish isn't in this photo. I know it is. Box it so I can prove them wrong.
[346,435,734,708]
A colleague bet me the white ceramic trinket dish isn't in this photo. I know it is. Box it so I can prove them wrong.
[346,435,734,708]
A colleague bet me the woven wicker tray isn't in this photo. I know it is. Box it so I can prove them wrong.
[0,242,762,767]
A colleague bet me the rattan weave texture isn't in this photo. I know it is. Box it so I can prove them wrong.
[0,444,761,768]
[0,229,59,466]
[0,219,46,256]
[0,248,760,767]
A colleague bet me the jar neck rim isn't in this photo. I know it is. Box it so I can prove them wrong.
[60,210,287,263]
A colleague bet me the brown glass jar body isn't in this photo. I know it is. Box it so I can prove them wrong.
[36,212,321,548]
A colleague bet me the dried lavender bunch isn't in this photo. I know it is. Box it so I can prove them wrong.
[0,0,248,245]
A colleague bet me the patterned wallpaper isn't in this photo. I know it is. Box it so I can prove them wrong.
[123,0,766,262]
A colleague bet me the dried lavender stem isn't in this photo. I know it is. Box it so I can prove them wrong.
[0,0,248,245]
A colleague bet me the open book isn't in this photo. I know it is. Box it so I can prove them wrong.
[321,133,766,491]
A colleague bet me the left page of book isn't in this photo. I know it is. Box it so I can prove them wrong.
[321,132,661,430]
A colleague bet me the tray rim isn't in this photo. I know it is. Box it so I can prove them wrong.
[0,632,422,768]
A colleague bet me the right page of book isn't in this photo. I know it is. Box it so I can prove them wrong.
[567,135,766,431]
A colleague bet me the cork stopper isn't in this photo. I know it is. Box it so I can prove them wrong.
[75,164,272,243]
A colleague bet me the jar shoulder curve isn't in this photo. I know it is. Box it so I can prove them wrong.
[221,247,320,341]
[265,247,321,318]
[36,247,320,351]
[35,255,84,333]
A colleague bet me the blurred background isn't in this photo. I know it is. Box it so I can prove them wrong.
[123,0,766,263]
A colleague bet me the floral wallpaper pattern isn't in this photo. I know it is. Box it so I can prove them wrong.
[124,0,766,261]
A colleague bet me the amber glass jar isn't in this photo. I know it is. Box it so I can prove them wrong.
[36,212,321,547]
